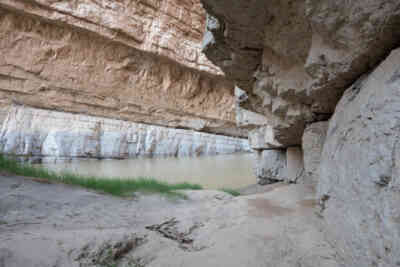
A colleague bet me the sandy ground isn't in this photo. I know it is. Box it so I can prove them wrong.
[0,175,342,267]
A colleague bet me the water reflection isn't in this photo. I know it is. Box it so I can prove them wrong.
[39,153,256,189]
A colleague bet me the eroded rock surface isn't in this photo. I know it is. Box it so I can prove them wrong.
[318,48,400,267]
[254,147,305,185]
[301,121,328,186]
[201,0,400,145]
[0,106,249,158]
[254,149,286,185]
[0,0,245,137]
[200,3,400,265]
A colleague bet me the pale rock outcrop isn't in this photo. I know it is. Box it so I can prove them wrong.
[286,147,304,183]
[200,3,400,265]
[248,126,285,150]
[235,87,268,129]
[0,106,249,159]
[0,0,246,137]
[201,0,400,145]
[318,48,400,267]
[254,147,304,185]
[301,121,329,185]
[254,149,286,185]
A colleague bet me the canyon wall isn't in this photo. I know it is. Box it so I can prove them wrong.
[202,0,400,144]
[200,0,400,266]
[0,0,246,137]
[0,105,249,159]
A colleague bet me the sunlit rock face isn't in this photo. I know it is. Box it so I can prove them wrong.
[0,106,250,158]
[0,0,246,137]
[201,0,400,145]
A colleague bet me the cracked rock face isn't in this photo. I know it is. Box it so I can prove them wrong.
[201,0,400,145]
[0,0,246,137]
[318,48,400,267]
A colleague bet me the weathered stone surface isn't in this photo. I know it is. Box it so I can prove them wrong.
[248,126,284,150]
[201,0,400,145]
[255,147,304,185]
[0,0,219,74]
[301,121,328,185]
[318,48,400,267]
[0,106,249,159]
[235,87,268,129]
[286,147,304,183]
[254,149,286,185]
[0,0,246,137]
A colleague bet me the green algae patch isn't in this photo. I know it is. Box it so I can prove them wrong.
[0,155,203,198]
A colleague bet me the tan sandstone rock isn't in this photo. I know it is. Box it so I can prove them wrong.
[0,0,245,137]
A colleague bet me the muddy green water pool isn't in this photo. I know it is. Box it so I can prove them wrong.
[38,153,256,190]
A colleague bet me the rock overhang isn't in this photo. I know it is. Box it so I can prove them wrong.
[200,0,400,146]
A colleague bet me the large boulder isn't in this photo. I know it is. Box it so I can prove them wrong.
[318,48,400,267]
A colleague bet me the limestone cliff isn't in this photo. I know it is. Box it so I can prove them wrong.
[0,0,245,137]
[200,1,400,266]
[201,0,400,145]
[0,105,249,159]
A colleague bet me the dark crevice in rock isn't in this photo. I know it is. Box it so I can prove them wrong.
[375,176,391,187]
[318,194,330,216]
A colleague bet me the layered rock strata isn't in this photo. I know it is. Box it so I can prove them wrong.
[201,0,400,145]
[0,0,246,137]
[201,1,400,266]
[0,106,249,159]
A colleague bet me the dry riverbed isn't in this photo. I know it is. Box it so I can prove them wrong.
[0,175,342,267]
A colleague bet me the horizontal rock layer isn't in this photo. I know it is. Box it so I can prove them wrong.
[0,106,250,158]
[0,0,245,137]
[201,0,400,145]
[0,0,220,74]
[301,121,328,186]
